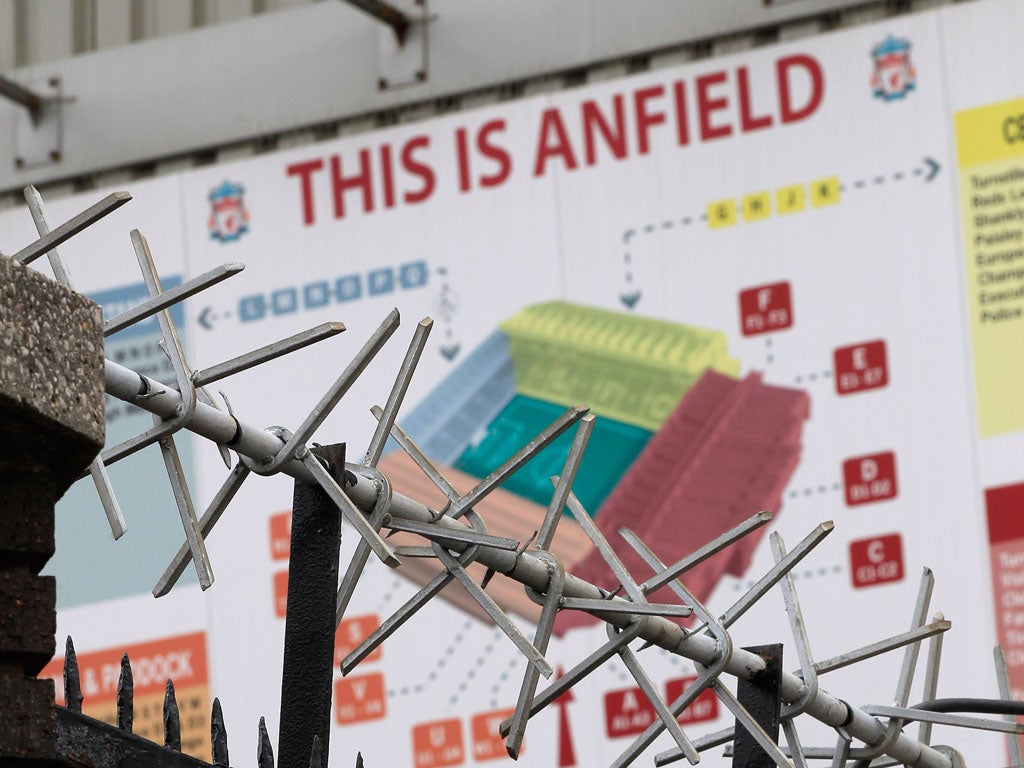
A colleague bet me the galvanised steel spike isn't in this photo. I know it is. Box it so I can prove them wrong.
[994,646,1023,766]
[164,679,181,751]
[362,317,432,468]
[211,697,229,767]
[117,653,133,732]
[919,611,946,747]
[15,190,130,265]
[63,635,83,713]
[536,415,594,551]
[447,405,588,520]
[24,185,127,539]
[154,462,251,598]
[103,261,244,337]
[190,321,346,388]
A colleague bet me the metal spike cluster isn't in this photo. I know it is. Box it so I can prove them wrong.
[14,186,1024,768]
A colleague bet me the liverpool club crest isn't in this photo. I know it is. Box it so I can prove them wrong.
[208,180,250,243]
[871,35,916,101]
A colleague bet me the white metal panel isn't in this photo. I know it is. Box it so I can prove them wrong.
[95,0,132,50]
[0,0,890,190]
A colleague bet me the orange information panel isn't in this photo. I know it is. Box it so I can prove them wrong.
[471,708,517,761]
[269,510,291,560]
[41,631,211,759]
[335,614,382,665]
[334,672,387,725]
[273,570,288,618]
[412,717,464,768]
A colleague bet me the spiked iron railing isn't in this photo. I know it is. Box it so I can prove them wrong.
[9,185,1024,768]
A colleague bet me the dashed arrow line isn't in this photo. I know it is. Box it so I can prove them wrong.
[386,617,475,699]
[616,158,941,310]
[732,563,843,591]
[793,369,832,385]
[787,482,842,500]
[449,628,501,706]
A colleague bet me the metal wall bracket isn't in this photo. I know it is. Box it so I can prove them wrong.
[376,0,431,90]
[10,75,65,169]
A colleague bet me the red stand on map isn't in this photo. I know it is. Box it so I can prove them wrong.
[738,281,793,336]
[833,340,888,394]
[850,534,904,589]
[269,511,291,560]
[335,614,382,665]
[604,687,656,738]
[412,718,464,768]
[986,482,1024,698]
[665,676,719,724]
[471,709,516,761]
[334,672,387,724]
[843,451,898,505]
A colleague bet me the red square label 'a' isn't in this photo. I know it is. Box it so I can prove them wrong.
[605,687,655,738]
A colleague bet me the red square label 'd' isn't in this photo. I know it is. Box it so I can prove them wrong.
[843,451,898,505]
[335,614,382,664]
[471,709,517,761]
[269,511,291,561]
[833,340,888,394]
[850,534,904,588]
[665,676,719,724]
[739,282,793,336]
[412,718,464,768]
[604,687,655,738]
[334,672,387,724]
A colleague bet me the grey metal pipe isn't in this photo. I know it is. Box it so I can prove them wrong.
[103,358,951,768]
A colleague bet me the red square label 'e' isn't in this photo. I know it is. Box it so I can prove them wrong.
[471,709,517,761]
[412,718,464,768]
[739,282,793,336]
[605,687,655,738]
[843,451,898,505]
[665,676,719,724]
[334,672,387,724]
[850,534,904,588]
[834,340,888,394]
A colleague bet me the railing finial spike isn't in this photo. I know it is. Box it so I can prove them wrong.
[163,679,181,751]
[63,635,83,713]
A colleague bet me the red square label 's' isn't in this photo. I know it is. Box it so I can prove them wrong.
[412,718,464,768]
[334,672,387,724]
[273,570,288,618]
[664,676,719,724]
[604,687,655,738]
[739,282,793,336]
[335,614,382,665]
[471,709,517,761]
[850,534,904,588]
[834,340,889,394]
[843,451,898,505]
[269,511,291,561]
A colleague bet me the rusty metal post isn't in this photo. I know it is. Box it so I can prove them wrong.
[732,644,784,768]
[277,444,346,768]
[0,254,105,764]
